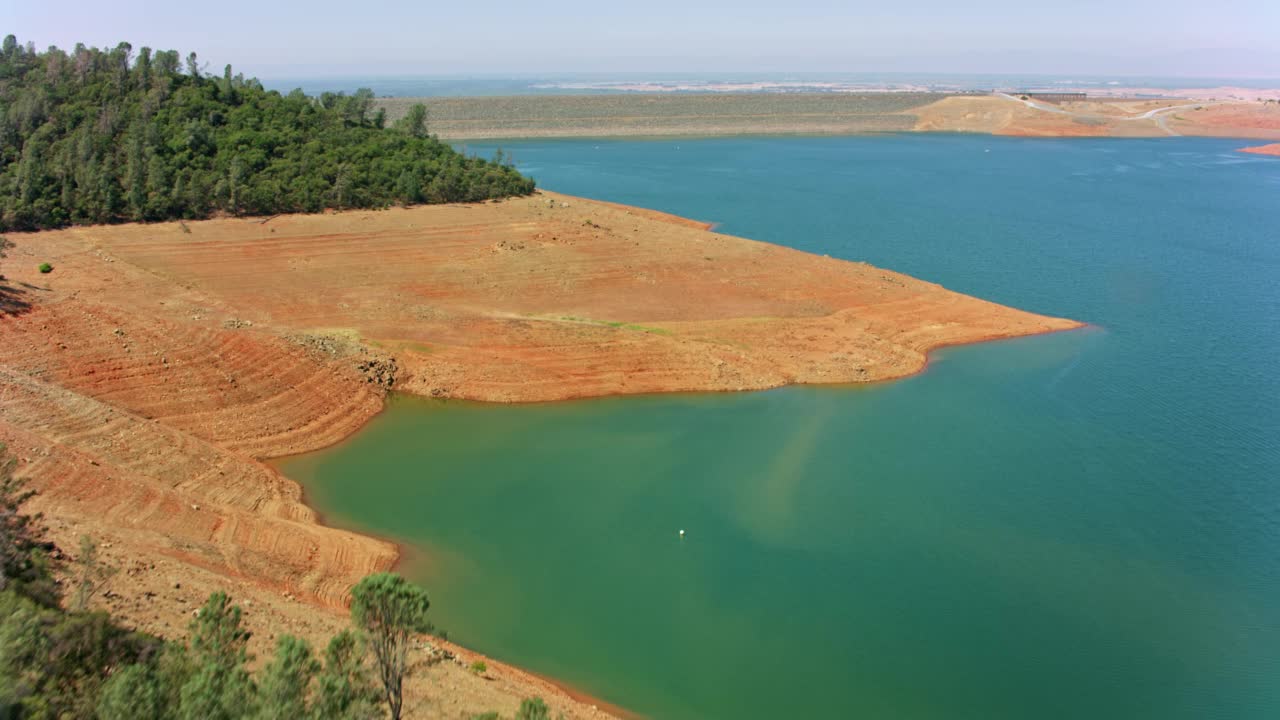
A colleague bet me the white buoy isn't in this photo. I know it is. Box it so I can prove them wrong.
[679,529,685,538]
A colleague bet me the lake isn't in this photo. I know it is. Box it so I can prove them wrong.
[279,135,1280,719]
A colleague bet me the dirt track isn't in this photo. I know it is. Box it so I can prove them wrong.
[0,192,1079,716]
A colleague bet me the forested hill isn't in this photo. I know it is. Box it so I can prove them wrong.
[0,36,535,231]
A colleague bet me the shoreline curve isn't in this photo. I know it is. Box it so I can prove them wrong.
[0,189,1081,718]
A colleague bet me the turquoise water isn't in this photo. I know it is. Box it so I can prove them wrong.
[280,135,1280,719]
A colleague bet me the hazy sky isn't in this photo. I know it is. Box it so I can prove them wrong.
[5,0,1279,78]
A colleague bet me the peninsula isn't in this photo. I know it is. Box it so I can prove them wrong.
[0,35,1085,719]
[0,192,1079,715]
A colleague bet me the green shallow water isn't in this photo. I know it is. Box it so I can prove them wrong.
[279,135,1280,719]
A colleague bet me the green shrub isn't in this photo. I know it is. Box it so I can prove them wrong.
[515,697,551,720]
[38,263,52,274]
[469,660,487,675]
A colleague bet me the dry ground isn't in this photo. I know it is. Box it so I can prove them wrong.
[914,96,1280,139]
[1240,143,1280,156]
[0,192,1079,716]
[379,93,942,138]
[1166,103,1280,139]
[373,92,1280,141]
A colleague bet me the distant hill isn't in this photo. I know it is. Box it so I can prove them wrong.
[0,36,534,232]
[375,92,944,139]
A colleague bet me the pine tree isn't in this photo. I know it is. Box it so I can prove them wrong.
[98,663,167,720]
[313,629,382,720]
[395,103,428,138]
[254,635,319,720]
[178,592,255,720]
[0,37,534,231]
[350,573,432,720]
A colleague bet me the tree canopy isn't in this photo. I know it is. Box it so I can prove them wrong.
[351,572,432,720]
[0,36,534,231]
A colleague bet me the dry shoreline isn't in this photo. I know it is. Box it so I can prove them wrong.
[1240,143,1280,156]
[0,191,1081,717]
[374,92,1280,141]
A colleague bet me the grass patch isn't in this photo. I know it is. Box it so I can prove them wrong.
[555,315,671,335]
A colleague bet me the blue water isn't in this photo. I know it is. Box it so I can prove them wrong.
[283,135,1280,719]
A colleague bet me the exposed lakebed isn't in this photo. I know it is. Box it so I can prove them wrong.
[280,135,1280,719]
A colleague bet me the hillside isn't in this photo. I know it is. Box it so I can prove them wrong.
[373,91,1280,141]
[0,36,534,231]
[0,191,1079,604]
[376,93,943,139]
[0,189,1081,715]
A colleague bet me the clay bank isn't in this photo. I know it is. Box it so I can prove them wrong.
[0,191,1080,716]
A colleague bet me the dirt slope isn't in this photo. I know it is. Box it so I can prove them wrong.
[0,192,1080,716]
[48,193,1078,402]
[0,232,397,604]
[913,95,1280,139]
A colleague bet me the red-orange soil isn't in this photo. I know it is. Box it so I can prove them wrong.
[1240,143,1280,157]
[1169,103,1280,134]
[913,96,1280,140]
[0,192,1080,716]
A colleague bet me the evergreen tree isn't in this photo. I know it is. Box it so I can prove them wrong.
[98,663,168,720]
[98,635,193,720]
[0,37,534,231]
[395,103,429,138]
[0,590,48,714]
[0,236,12,278]
[314,629,383,720]
[179,592,255,720]
[254,635,319,720]
[350,573,432,720]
